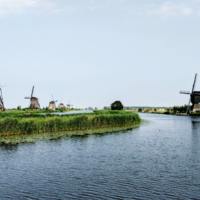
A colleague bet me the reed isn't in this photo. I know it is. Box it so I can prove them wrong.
[0,110,141,137]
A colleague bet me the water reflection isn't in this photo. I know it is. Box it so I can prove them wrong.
[191,117,200,131]
[191,117,200,139]
[191,117,200,155]
[0,144,19,152]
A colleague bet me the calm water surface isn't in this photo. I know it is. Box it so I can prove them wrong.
[0,113,200,200]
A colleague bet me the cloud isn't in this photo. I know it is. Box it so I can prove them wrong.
[0,0,55,15]
[0,0,199,17]
[148,1,195,17]
[83,0,199,18]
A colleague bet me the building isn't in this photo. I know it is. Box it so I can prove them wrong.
[48,101,57,111]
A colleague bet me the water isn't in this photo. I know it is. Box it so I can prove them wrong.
[0,113,200,200]
[51,110,94,116]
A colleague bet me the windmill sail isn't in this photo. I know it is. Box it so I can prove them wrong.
[192,73,198,93]
[180,91,191,95]
[31,86,35,98]
[0,88,5,111]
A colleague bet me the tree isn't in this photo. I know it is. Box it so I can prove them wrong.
[111,101,124,110]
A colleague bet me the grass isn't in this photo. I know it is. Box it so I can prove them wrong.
[0,110,141,144]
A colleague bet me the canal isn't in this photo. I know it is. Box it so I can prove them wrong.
[0,113,200,199]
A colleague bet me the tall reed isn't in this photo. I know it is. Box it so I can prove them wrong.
[0,110,141,136]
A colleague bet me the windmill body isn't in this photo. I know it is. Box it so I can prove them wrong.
[25,86,40,109]
[48,95,58,111]
[180,73,200,114]
[191,91,200,104]
[191,91,200,112]
[30,97,40,109]
[48,101,57,111]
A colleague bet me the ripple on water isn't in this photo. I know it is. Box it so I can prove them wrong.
[0,114,200,200]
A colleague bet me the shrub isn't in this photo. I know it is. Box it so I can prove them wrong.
[111,101,124,110]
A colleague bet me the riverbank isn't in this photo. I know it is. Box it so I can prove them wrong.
[127,106,200,116]
[0,110,141,145]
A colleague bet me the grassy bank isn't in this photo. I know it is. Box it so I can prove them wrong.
[0,110,141,144]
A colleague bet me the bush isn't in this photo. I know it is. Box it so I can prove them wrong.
[111,101,124,110]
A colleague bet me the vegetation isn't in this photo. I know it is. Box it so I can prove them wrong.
[111,101,124,110]
[0,110,141,144]
[172,105,188,114]
[129,105,190,115]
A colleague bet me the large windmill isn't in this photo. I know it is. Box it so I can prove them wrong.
[25,86,40,109]
[0,88,5,111]
[180,73,200,114]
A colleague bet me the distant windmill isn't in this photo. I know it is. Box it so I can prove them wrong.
[25,86,40,109]
[66,103,73,109]
[0,88,5,111]
[180,73,200,114]
[58,103,66,110]
[48,95,58,111]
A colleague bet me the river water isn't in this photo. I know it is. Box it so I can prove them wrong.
[0,113,200,200]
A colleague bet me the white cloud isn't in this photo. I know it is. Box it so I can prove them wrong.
[0,0,55,15]
[0,0,199,17]
[148,1,195,17]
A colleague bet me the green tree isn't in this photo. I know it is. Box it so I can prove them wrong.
[111,101,124,110]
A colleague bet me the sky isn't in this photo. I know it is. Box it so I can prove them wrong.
[0,0,200,108]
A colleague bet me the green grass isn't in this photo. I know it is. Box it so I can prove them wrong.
[0,110,141,144]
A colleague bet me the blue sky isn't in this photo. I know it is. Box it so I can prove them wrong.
[0,0,200,108]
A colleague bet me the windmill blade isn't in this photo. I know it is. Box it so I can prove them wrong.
[51,94,59,103]
[0,98,4,108]
[0,88,3,98]
[25,97,31,99]
[0,88,5,110]
[51,95,56,102]
[191,73,198,93]
[180,90,191,95]
[0,88,4,103]
[31,86,35,98]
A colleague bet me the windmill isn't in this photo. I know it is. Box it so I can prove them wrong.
[48,95,58,111]
[0,88,5,111]
[58,103,66,110]
[25,86,40,109]
[180,73,200,114]
[66,104,73,109]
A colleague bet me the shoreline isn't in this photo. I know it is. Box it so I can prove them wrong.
[0,110,141,145]
[0,124,140,145]
[138,111,200,117]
